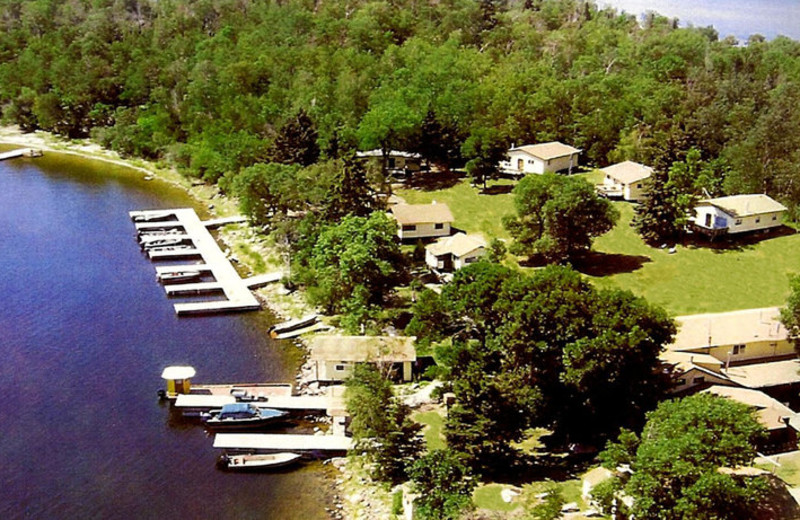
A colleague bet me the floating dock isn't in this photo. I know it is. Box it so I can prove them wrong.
[213,433,352,454]
[130,208,261,315]
[0,148,43,161]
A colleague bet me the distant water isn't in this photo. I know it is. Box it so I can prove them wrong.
[0,150,329,519]
[599,0,800,41]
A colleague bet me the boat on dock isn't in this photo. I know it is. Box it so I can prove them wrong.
[202,403,288,429]
[269,314,318,338]
[218,452,302,471]
[142,237,186,250]
[157,270,203,284]
[132,211,175,223]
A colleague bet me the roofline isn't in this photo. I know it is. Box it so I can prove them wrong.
[509,147,583,161]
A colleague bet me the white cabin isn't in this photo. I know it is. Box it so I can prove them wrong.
[598,161,652,202]
[390,203,454,241]
[692,194,786,236]
[425,233,487,271]
[499,142,581,176]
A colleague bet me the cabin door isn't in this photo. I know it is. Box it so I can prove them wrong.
[704,213,712,227]
[517,158,524,171]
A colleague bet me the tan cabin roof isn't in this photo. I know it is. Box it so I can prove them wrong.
[601,161,653,184]
[426,233,487,258]
[308,335,417,363]
[390,203,454,225]
[511,142,581,161]
[670,307,787,352]
[702,385,799,431]
[698,194,787,218]
[723,358,800,389]
[356,149,421,159]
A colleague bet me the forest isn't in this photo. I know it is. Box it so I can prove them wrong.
[2,0,800,219]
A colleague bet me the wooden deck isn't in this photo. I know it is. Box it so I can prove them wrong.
[130,208,262,315]
[0,148,43,161]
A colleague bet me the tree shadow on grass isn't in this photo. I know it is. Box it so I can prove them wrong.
[570,251,652,277]
[480,184,514,195]
[482,451,596,486]
[406,170,464,191]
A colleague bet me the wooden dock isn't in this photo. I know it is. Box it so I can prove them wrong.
[203,216,247,228]
[0,148,43,161]
[245,272,283,288]
[213,433,352,454]
[130,208,262,315]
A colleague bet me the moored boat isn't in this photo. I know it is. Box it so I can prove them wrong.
[202,403,288,429]
[142,237,184,249]
[218,452,302,471]
[132,211,175,222]
[157,270,203,284]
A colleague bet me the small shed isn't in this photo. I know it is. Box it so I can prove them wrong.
[499,142,581,176]
[425,233,487,271]
[390,203,454,241]
[161,366,196,398]
[597,161,653,202]
[692,194,786,237]
[307,335,417,383]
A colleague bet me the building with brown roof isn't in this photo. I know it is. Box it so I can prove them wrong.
[597,161,653,202]
[692,194,786,237]
[499,141,581,176]
[389,202,454,241]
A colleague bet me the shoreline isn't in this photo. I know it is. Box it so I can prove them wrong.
[0,125,395,520]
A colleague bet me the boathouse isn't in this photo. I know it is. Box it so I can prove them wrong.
[307,335,417,383]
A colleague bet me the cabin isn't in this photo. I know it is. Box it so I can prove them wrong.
[390,203,454,241]
[662,307,797,398]
[306,335,417,383]
[425,233,487,271]
[597,161,653,202]
[692,194,786,237]
[702,385,799,453]
[499,142,581,176]
[356,149,422,177]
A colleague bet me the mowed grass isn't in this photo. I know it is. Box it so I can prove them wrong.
[413,409,447,451]
[396,173,800,315]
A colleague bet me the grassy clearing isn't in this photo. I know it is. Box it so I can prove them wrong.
[396,173,800,315]
[757,452,800,486]
[473,483,521,512]
[413,409,447,451]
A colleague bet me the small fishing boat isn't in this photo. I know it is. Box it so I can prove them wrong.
[132,211,175,222]
[157,270,203,284]
[218,452,302,471]
[202,403,288,429]
[142,237,184,249]
[268,314,318,338]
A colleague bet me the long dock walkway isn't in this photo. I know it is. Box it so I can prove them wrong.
[130,208,261,315]
[213,433,352,453]
[0,148,43,161]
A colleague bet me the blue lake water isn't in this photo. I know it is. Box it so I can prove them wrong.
[0,151,329,519]
[599,0,800,41]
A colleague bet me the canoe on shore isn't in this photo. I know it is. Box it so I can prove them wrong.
[269,314,318,338]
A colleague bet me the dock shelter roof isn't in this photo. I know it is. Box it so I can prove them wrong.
[390,203,454,225]
[698,194,787,217]
[510,142,581,160]
[669,307,787,352]
[308,335,417,363]
[161,366,196,380]
[600,161,653,184]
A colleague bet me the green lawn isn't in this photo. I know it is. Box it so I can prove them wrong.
[413,409,447,451]
[472,483,521,512]
[757,452,800,487]
[396,174,800,316]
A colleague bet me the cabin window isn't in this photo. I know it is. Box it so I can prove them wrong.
[733,344,746,355]
[675,378,686,386]
[755,217,761,223]
[434,223,444,230]
[773,215,778,221]
[335,364,346,372]
[735,219,742,225]
[387,158,396,169]
[636,183,642,188]
[465,257,477,264]
[693,376,705,384]
[402,225,416,232]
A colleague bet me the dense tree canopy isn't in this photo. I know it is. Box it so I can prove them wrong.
[504,173,618,262]
[3,0,800,215]
[407,262,675,472]
[600,394,767,520]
